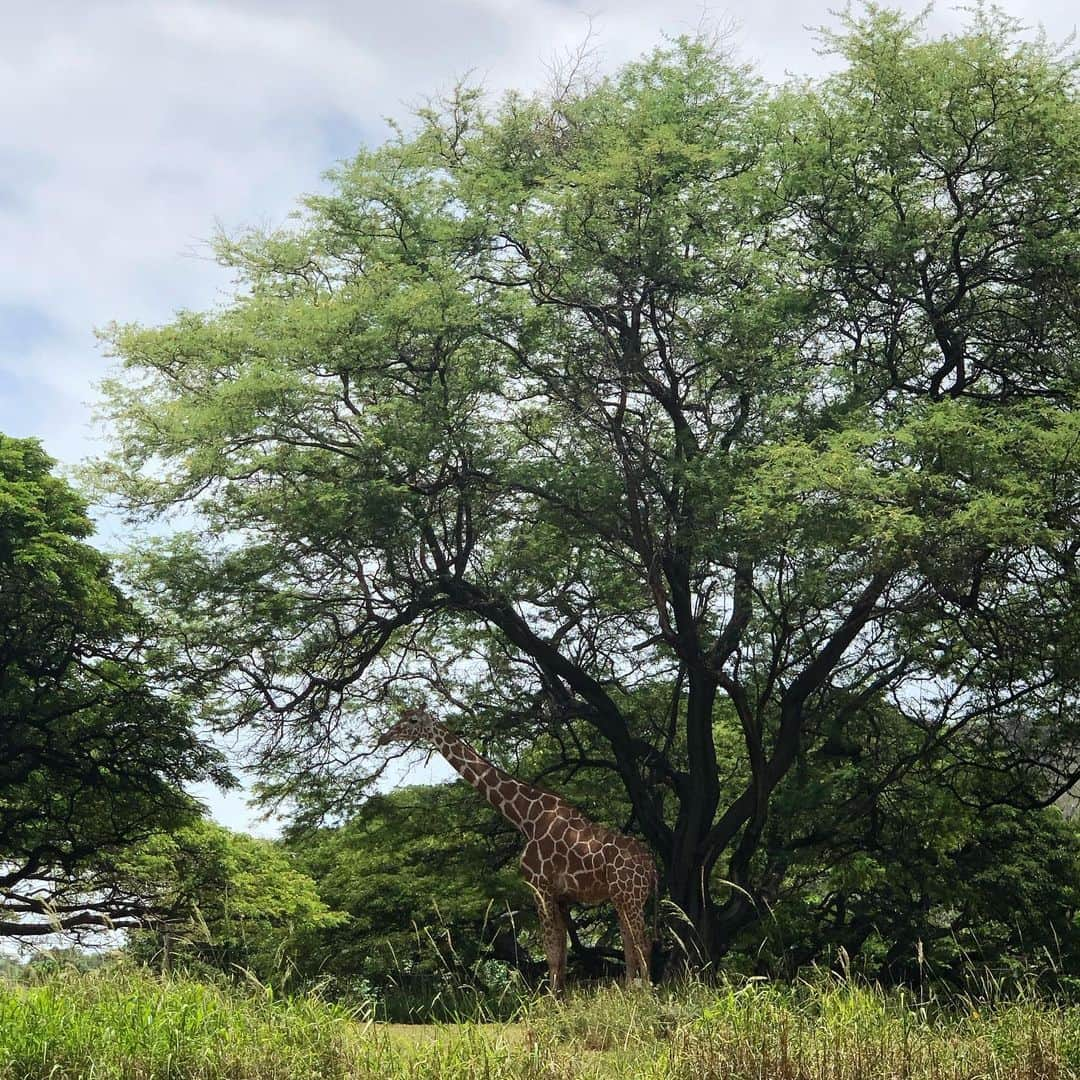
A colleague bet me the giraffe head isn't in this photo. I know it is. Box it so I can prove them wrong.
[376,705,441,747]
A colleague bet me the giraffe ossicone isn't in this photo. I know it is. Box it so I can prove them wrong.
[377,706,658,993]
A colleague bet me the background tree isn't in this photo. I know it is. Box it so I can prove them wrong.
[122,820,340,985]
[97,7,1080,966]
[0,433,229,939]
[727,694,1080,989]
[286,784,536,1010]
[286,703,1080,998]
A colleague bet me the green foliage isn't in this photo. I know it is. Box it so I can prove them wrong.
[734,720,1080,989]
[0,966,371,1079]
[285,783,532,1017]
[123,820,342,986]
[18,948,117,978]
[529,979,1080,1078]
[294,752,1080,1003]
[0,433,229,937]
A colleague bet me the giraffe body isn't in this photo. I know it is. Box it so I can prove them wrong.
[378,708,657,993]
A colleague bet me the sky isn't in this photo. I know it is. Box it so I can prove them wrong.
[3,0,1076,836]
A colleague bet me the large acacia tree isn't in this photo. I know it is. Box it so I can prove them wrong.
[99,9,1080,963]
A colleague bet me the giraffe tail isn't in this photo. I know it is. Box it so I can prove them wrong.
[650,863,660,957]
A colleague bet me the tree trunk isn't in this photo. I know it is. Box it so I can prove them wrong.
[665,837,721,968]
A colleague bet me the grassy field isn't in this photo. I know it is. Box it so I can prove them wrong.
[1,965,1078,1079]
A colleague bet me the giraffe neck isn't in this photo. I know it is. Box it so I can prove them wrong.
[429,726,547,835]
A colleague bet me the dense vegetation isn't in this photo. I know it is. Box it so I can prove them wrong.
[1,965,1078,1079]
[0,434,228,938]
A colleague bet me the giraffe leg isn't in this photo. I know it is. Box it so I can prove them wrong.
[616,902,649,986]
[535,890,568,996]
[521,843,568,995]
[557,899,573,990]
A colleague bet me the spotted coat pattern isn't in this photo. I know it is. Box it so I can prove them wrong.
[378,708,658,993]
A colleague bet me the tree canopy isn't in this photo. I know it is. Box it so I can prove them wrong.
[0,433,229,938]
[97,7,1080,964]
[286,784,535,1001]
[122,819,340,984]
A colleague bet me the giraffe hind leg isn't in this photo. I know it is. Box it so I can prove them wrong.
[616,903,649,987]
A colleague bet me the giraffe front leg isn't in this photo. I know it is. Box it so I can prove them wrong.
[534,889,568,996]
[521,844,568,996]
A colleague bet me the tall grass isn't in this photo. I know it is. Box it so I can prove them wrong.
[1,963,1078,1079]
[0,966,373,1079]
[529,979,1080,1078]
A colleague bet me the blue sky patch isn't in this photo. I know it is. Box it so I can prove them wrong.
[315,108,372,163]
[0,303,63,357]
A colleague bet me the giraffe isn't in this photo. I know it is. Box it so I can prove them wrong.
[377,706,658,993]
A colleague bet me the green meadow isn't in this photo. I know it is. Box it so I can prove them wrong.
[1,966,1077,1079]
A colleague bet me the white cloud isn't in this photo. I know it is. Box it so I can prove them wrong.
[7,0,1077,460]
